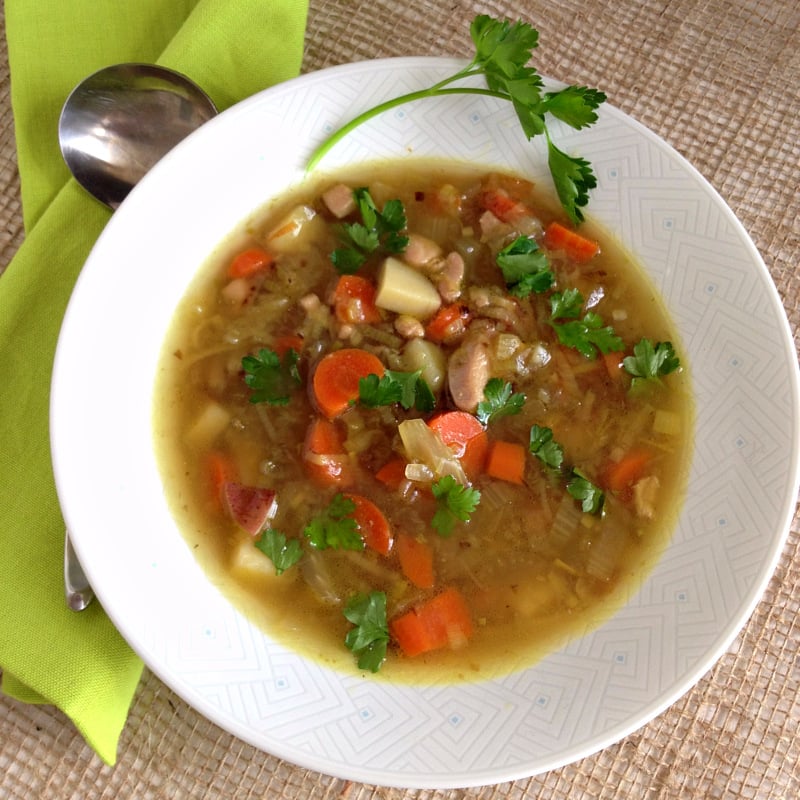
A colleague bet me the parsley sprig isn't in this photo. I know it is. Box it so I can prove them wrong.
[344,591,389,673]
[431,475,481,536]
[307,16,606,224]
[255,529,303,575]
[358,369,436,412]
[476,378,526,425]
[304,494,363,550]
[496,236,554,297]
[548,288,623,359]
[331,188,408,273]
[242,347,301,404]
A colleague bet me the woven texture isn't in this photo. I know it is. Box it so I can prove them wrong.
[1,0,798,796]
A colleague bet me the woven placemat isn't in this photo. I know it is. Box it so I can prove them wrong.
[2,0,798,797]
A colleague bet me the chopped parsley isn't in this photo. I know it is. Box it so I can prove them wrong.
[254,528,303,575]
[303,494,363,551]
[242,347,301,405]
[331,188,408,273]
[476,378,526,425]
[548,289,623,358]
[623,339,681,391]
[495,236,553,297]
[528,424,564,470]
[529,426,604,514]
[431,475,481,536]
[358,369,436,412]
[343,591,389,673]
[566,469,605,515]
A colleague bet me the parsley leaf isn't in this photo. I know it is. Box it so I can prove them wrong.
[623,339,681,391]
[331,188,409,273]
[242,347,301,405]
[496,236,554,297]
[476,378,526,425]
[543,86,606,130]
[546,137,598,225]
[548,287,584,319]
[303,494,363,550]
[548,290,624,359]
[528,424,564,470]
[307,16,604,224]
[254,529,303,575]
[358,370,436,412]
[566,469,605,514]
[431,475,481,537]
[344,591,389,673]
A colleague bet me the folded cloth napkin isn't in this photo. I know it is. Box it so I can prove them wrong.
[0,0,307,765]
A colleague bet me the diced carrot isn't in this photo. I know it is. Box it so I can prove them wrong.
[427,411,488,477]
[425,303,470,343]
[479,188,532,224]
[375,456,408,489]
[485,440,526,485]
[311,348,385,418]
[343,493,393,556]
[602,448,653,492]
[602,350,625,382]
[206,451,237,506]
[396,532,435,589]
[227,246,275,279]
[272,333,304,357]
[390,587,473,657]
[302,416,354,486]
[332,275,381,325]
[543,221,600,263]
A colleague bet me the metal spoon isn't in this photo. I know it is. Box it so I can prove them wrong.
[58,62,217,210]
[58,64,217,610]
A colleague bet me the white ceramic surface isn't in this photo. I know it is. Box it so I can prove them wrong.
[50,58,800,789]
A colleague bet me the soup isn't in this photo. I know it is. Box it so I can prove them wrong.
[154,161,693,681]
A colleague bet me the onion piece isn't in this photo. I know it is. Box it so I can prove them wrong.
[398,419,468,485]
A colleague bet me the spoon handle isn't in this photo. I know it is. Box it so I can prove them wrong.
[64,530,94,611]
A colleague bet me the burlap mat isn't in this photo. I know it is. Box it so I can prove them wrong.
[1,0,798,797]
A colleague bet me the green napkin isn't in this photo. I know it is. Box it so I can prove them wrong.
[0,0,308,765]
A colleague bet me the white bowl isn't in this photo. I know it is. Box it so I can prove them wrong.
[50,58,800,789]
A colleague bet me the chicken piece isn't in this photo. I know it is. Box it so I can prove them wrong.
[321,183,356,219]
[447,335,491,413]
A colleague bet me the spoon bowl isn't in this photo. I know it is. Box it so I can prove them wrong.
[58,63,217,209]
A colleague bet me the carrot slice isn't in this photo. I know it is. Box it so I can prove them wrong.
[425,303,470,343]
[343,493,393,555]
[602,448,653,492]
[390,587,473,657]
[543,221,600,263]
[396,533,435,589]
[206,451,237,506]
[312,348,385,418]
[485,440,526,484]
[302,416,354,486]
[272,333,304,357]
[332,275,381,324]
[375,456,408,489]
[427,411,488,476]
[227,246,275,279]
